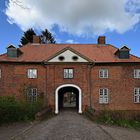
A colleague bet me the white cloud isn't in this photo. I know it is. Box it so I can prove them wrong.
[65,39,79,44]
[5,0,140,36]
[126,0,140,13]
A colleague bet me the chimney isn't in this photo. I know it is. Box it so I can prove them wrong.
[33,35,41,44]
[98,36,106,44]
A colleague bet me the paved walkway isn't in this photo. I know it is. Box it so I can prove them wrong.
[0,110,140,140]
[0,122,31,140]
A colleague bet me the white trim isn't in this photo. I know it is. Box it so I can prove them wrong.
[48,50,88,62]
[64,69,74,79]
[99,69,108,78]
[134,88,140,103]
[134,69,140,78]
[55,84,82,114]
[27,88,38,102]
[27,69,37,79]
[99,88,109,104]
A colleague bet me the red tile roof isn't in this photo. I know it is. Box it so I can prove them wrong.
[0,43,140,63]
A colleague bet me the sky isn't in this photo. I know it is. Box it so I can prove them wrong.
[0,0,140,57]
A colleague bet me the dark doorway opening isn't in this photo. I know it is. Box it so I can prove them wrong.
[58,86,79,112]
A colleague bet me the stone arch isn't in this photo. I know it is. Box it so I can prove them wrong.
[55,84,82,114]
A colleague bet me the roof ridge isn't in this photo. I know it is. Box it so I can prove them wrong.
[0,43,140,62]
[0,53,6,57]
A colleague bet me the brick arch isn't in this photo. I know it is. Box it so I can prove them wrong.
[55,84,82,114]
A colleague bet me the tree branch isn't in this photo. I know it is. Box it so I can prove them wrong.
[11,0,29,9]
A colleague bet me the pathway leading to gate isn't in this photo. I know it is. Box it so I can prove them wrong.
[2,110,140,140]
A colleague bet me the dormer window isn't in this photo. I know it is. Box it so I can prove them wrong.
[115,46,130,59]
[7,45,17,58]
[7,45,22,58]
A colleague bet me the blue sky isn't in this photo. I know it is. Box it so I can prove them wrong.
[0,0,140,57]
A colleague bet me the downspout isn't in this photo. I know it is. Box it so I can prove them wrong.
[42,61,48,107]
[89,62,94,108]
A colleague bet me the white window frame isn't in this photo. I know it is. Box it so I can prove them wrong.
[27,88,38,102]
[27,69,37,78]
[134,88,140,103]
[99,88,109,104]
[134,69,140,78]
[64,68,74,79]
[99,69,108,78]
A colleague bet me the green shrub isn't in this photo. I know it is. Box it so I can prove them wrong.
[85,108,140,129]
[0,96,43,125]
[95,110,140,129]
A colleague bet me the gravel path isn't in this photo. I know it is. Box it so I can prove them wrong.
[0,122,31,140]
[0,110,140,140]
[13,110,113,140]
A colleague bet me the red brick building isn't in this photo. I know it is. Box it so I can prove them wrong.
[0,36,140,114]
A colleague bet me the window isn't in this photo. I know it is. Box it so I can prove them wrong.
[134,69,140,78]
[28,69,37,78]
[99,69,108,78]
[64,69,73,78]
[134,88,140,103]
[99,88,109,104]
[58,56,65,61]
[27,88,38,102]
[72,56,78,61]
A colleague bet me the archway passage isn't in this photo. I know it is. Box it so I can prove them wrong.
[58,87,79,111]
[55,84,82,114]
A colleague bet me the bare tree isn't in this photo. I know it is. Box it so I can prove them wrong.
[11,0,29,9]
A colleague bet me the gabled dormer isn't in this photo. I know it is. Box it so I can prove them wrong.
[7,45,18,58]
[115,46,130,59]
[7,45,22,58]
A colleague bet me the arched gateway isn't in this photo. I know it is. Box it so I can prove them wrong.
[55,84,82,114]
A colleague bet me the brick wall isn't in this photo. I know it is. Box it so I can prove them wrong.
[0,63,47,102]
[45,64,91,110]
[0,63,140,112]
[92,64,140,111]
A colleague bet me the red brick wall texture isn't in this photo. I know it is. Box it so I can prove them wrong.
[0,63,140,112]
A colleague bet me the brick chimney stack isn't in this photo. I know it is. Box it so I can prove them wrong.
[33,35,41,44]
[98,36,106,44]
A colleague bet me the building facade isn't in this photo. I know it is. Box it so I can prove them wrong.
[0,36,140,114]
